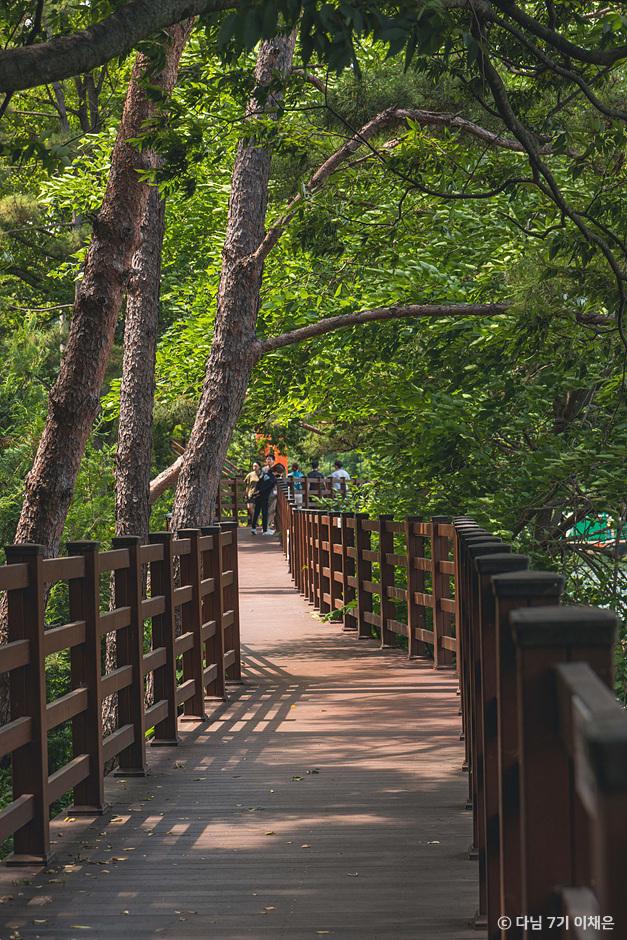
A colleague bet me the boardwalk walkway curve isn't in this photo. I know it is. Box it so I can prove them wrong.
[0,528,475,939]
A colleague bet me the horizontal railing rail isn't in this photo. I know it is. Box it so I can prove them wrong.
[277,487,627,937]
[0,523,240,866]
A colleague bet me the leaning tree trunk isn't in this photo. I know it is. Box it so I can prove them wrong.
[106,180,167,732]
[115,182,166,541]
[12,21,193,560]
[170,32,296,531]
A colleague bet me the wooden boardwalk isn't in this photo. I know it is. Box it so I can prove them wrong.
[0,531,477,939]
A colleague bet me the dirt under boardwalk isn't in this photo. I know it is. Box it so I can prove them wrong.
[0,531,478,940]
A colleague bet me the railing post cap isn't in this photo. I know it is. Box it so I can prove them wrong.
[511,605,618,648]
[111,535,142,546]
[220,520,238,530]
[5,543,46,556]
[66,540,100,553]
[404,515,422,523]
[584,718,627,792]
[458,532,497,544]
[475,553,528,575]
[201,525,220,534]
[176,528,201,538]
[492,569,565,598]
[466,542,511,560]
[148,531,172,543]
[431,515,452,523]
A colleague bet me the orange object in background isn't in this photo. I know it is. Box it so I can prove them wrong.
[255,434,288,472]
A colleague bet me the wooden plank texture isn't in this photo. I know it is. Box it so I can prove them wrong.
[0,529,476,939]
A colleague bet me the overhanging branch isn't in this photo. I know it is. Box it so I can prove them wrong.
[0,0,233,93]
[254,302,510,355]
[253,106,530,265]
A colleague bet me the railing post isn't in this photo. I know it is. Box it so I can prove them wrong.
[112,536,147,776]
[178,529,207,719]
[201,526,226,700]
[221,521,241,681]
[454,524,490,771]
[328,512,343,617]
[305,510,314,603]
[475,552,529,940]
[231,478,239,523]
[5,543,49,864]
[354,512,372,639]
[340,512,357,632]
[312,511,321,610]
[148,532,179,745]
[67,540,106,812]
[378,514,395,647]
[584,721,627,935]
[463,538,511,922]
[318,511,331,614]
[290,506,303,594]
[492,570,564,937]
[511,606,617,923]
[456,530,501,786]
[404,516,426,659]
[430,515,454,668]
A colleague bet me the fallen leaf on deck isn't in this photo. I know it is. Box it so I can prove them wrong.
[300,844,311,848]
[347,872,359,877]
[426,840,440,845]
[265,831,275,836]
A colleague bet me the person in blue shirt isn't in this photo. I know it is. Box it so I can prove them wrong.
[287,462,305,507]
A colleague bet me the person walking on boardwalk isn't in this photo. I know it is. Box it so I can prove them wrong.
[330,459,350,493]
[307,459,325,501]
[251,462,277,535]
[243,461,261,525]
[265,453,281,532]
[287,462,305,507]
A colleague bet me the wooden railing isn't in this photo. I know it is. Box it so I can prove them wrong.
[277,489,627,937]
[0,522,240,865]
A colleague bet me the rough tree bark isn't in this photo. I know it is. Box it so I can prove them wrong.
[115,183,166,540]
[13,21,192,559]
[170,31,297,530]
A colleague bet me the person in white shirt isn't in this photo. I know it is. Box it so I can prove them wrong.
[330,460,350,492]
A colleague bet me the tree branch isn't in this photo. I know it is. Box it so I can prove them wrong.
[253,106,531,265]
[254,302,509,355]
[0,0,233,93]
[492,0,627,66]
[149,454,184,504]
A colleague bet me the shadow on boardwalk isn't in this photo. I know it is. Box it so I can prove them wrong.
[0,530,478,940]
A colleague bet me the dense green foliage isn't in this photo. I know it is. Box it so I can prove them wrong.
[0,3,625,710]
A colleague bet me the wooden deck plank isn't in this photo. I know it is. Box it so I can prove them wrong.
[0,530,478,939]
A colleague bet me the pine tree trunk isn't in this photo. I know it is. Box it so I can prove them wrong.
[170,32,296,532]
[115,183,165,541]
[12,22,192,560]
